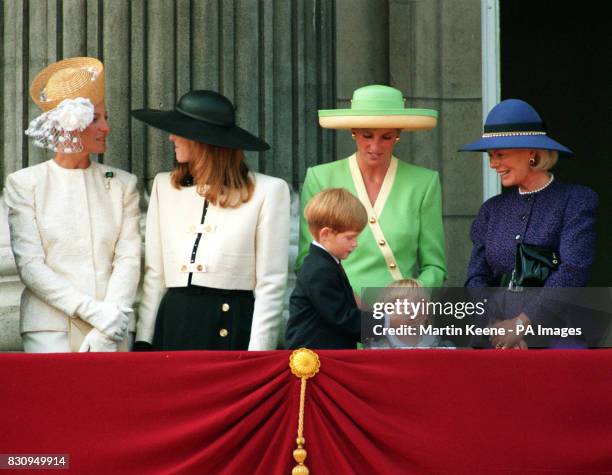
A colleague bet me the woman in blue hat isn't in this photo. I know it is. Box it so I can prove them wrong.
[296,85,447,296]
[460,99,598,348]
[131,90,290,351]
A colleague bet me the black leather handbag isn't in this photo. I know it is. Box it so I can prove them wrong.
[504,243,560,291]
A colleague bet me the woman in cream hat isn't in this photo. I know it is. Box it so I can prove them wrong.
[4,57,141,352]
[296,85,447,295]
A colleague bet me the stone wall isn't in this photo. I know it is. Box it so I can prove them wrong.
[0,198,23,351]
[1,0,335,189]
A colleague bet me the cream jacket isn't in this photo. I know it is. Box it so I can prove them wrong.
[137,172,290,350]
[4,159,141,337]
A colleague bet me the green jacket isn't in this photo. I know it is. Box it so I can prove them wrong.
[296,154,447,293]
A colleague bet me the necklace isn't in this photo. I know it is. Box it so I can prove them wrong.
[519,174,554,195]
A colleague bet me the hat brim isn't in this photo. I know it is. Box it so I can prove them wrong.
[318,108,438,130]
[131,109,270,151]
[459,135,573,157]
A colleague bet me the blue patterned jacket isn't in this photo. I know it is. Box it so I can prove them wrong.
[466,179,598,288]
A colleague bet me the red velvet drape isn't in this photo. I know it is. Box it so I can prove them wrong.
[1,350,612,474]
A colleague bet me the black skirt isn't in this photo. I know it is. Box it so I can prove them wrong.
[152,286,255,350]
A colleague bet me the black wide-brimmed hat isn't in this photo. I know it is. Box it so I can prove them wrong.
[131,90,269,151]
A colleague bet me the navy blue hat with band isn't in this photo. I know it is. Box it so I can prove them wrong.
[459,99,573,156]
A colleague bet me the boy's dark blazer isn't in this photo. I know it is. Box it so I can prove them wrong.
[285,243,362,349]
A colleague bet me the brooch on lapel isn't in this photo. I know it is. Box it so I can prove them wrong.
[104,171,114,190]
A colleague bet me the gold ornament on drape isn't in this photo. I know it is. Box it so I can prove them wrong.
[289,348,320,475]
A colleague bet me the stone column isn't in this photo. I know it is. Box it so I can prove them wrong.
[0,198,23,351]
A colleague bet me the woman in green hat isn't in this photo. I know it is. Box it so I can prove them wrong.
[296,85,447,294]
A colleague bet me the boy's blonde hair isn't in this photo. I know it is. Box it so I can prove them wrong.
[380,278,429,325]
[304,188,367,239]
[380,278,429,305]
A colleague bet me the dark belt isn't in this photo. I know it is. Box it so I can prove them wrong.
[167,285,253,297]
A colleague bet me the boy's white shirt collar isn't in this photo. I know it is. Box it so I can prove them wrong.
[312,240,340,264]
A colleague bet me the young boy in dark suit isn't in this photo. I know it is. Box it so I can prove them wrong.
[285,188,367,349]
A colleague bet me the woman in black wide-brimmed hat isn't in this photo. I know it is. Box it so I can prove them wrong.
[132,90,290,351]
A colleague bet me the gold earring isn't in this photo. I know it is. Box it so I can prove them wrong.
[351,133,356,139]
[529,157,535,166]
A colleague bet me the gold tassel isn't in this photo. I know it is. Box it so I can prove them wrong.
[289,348,320,475]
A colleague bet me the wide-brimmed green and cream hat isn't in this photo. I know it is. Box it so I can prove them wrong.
[318,84,438,131]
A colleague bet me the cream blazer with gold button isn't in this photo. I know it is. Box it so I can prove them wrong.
[137,172,290,350]
[4,160,141,338]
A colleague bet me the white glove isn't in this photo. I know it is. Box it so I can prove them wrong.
[75,298,132,342]
[78,328,119,352]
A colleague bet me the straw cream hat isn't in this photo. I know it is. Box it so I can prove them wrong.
[30,57,105,111]
[318,85,438,131]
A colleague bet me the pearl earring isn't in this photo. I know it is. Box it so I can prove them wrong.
[351,133,356,139]
[529,157,536,166]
